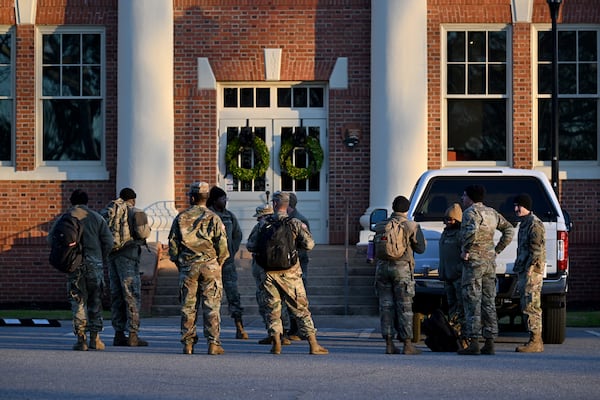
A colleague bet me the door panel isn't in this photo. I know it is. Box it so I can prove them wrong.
[218,118,328,243]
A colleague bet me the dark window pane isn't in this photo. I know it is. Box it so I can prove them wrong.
[293,88,307,107]
[62,34,80,64]
[538,64,552,94]
[488,64,506,94]
[256,88,270,107]
[468,64,486,94]
[558,31,576,62]
[43,66,60,96]
[82,66,100,96]
[579,63,598,94]
[309,87,324,107]
[0,34,11,64]
[62,66,81,96]
[488,31,506,62]
[578,31,597,62]
[447,31,465,62]
[224,88,237,107]
[447,65,465,94]
[82,34,100,64]
[447,99,506,161]
[538,99,598,161]
[0,66,11,96]
[538,31,552,62]
[0,99,12,161]
[240,88,254,107]
[277,88,291,107]
[558,63,576,94]
[468,32,486,62]
[43,99,102,161]
[43,34,60,64]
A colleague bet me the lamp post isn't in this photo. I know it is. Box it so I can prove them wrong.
[547,0,562,196]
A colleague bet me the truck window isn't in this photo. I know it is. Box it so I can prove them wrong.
[413,176,559,223]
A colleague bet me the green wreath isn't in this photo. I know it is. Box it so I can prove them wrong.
[225,136,270,181]
[279,136,324,180]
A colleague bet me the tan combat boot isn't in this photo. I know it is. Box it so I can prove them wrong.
[385,335,400,354]
[402,339,422,355]
[516,333,544,353]
[73,334,88,351]
[270,334,282,354]
[234,317,249,340]
[307,335,329,355]
[128,332,148,347]
[208,343,225,355]
[89,332,105,350]
[183,342,194,355]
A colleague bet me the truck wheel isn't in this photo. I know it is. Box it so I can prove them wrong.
[413,312,423,343]
[542,294,566,344]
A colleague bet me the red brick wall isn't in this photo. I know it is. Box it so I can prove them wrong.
[0,1,118,307]
[172,0,372,244]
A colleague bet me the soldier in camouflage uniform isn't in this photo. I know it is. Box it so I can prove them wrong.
[207,186,247,339]
[375,195,426,355]
[107,188,151,347]
[48,189,113,351]
[513,193,546,353]
[458,185,514,355]
[168,182,229,355]
[247,191,328,355]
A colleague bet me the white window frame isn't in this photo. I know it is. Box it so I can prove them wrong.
[0,26,15,170]
[533,24,600,179]
[30,26,108,181]
[441,24,513,167]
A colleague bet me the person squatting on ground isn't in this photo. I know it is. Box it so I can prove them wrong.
[248,191,328,355]
[168,182,230,355]
[438,203,466,341]
[207,186,248,340]
[48,189,113,351]
[246,203,291,346]
[374,195,426,355]
[106,188,151,347]
[513,193,546,353]
[459,185,514,355]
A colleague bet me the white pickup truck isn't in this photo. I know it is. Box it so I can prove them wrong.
[370,168,571,344]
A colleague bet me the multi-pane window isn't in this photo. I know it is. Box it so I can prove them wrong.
[537,28,599,161]
[445,27,510,162]
[41,30,103,161]
[223,86,324,109]
[0,30,13,164]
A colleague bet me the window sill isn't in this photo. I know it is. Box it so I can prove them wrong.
[0,165,109,181]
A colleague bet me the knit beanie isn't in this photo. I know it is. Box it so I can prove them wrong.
[465,184,486,203]
[392,196,410,213]
[445,203,463,221]
[119,187,137,201]
[514,193,532,210]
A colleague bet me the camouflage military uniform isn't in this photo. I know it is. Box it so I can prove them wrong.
[168,205,229,346]
[210,207,244,319]
[247,221,269,325]
[248,212,316,338]
[288,207,310,284]
[49,205,113,337]
[460,203,514,340]
[375,212,426,340]
[514,212,546,337]
[107,206,149,338]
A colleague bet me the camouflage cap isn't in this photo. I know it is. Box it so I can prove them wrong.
[272,191,290,203]
[253,204,274,218]
[188,182,210,195]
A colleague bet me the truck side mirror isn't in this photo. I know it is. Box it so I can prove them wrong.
[369,208,388,231]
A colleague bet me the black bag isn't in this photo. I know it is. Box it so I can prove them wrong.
[48,213,84,273]
[254,217,298,271]
[422,309,459,352]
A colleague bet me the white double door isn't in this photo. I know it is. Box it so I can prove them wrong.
[218,118,328,244]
